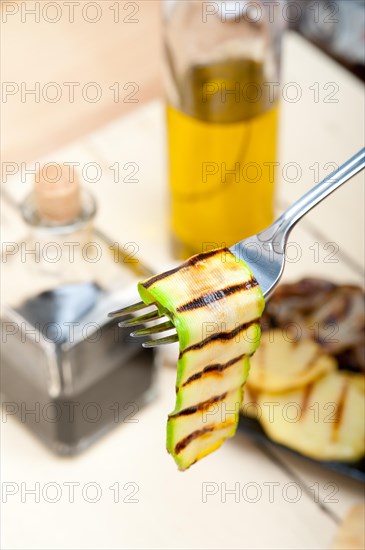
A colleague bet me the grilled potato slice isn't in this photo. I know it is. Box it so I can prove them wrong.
[248,329,336,393]
[256,371,365,461]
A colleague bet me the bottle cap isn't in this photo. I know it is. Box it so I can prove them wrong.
[34,165,82,224]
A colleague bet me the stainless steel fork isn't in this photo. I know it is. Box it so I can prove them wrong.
[109,148,365,348]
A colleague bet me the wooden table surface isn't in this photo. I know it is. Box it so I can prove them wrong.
[1,5,365,550]
[1,0,162,164]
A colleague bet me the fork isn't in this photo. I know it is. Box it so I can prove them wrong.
[109,148,365,348]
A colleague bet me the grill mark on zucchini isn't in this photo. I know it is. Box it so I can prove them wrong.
[142,249,229,289]
[169,392,227,418]
[301,383,314,414]
[175,426,214,454]
[174,421,235,454]
[182,354,246,387]
[179,319,260,357]
[331,381,349,442]
[176,279,258,312]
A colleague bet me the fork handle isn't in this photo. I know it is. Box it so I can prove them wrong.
[258,148,365,249]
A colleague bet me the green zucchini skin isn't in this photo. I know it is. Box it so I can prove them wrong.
[138,248,264,470]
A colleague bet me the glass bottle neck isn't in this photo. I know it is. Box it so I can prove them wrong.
[20,187,97,281]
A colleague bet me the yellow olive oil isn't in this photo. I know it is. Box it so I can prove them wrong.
[167,59,279,259]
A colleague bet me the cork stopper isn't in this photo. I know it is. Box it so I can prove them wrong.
[34,165,82,224]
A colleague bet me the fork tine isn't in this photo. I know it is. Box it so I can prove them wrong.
[142,334,179,348]
[118,310,164,327]
[131,321,175,337]
[108,301,151,318]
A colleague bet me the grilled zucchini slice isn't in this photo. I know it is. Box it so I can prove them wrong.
[248,330,336,393]
[138,248,264,470]
[255,371,365,461]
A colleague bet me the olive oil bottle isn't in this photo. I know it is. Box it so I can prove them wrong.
[163,1,284,259]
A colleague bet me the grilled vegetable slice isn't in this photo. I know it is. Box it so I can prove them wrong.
[255,371,365,461]
[262,279,365,373]
[138,248,264,470]
[248,330,336,393]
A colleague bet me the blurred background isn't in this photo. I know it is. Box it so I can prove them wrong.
[2,0,364,165]
[1,1,365,550]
